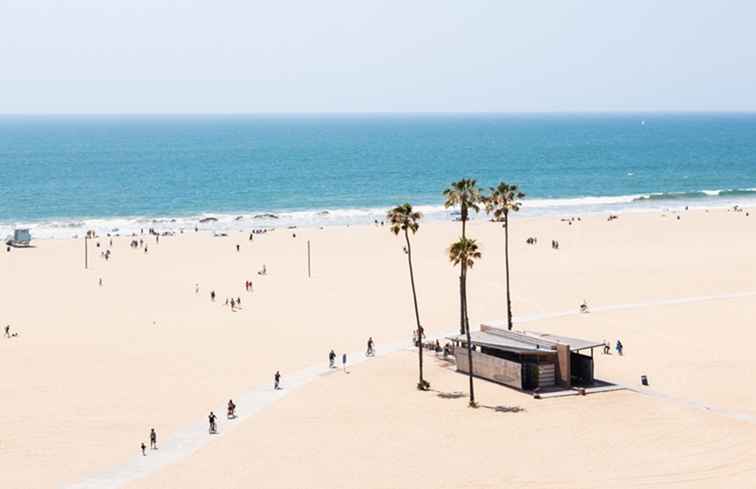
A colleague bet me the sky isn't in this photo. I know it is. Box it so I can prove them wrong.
[1,0,755,113]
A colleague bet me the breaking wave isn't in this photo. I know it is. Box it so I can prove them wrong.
[2,188,755,239]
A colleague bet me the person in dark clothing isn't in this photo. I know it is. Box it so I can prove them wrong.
[329,349,336,368]
[209,411,217,433]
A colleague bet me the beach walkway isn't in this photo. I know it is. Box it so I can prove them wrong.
[64,340,414,489]
[64,289,756,489]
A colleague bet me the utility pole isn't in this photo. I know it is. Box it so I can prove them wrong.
[307,240,311,278]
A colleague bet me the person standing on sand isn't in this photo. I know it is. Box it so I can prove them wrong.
[342,353,348,372]
[150,428,157,449]
[5,325,10,338]
[367,337,374,356]
[141,442,146,456]
[209,412,217,434]
[329,349,336,368]
[274,371,281,389]
[210,290,215,301]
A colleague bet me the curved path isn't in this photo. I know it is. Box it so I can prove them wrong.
[64,290,756,489]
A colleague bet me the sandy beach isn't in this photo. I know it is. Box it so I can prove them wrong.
[2,207,756,488]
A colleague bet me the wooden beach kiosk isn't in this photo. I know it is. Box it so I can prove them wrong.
[449,323,603,391]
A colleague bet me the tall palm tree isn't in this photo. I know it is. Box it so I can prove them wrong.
[484,182,525,331]
[387,203,429,390]
[448,237,482,407]
[443,179,482,334]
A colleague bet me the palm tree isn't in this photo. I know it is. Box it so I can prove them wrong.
[387,203,429,390]
[448,237,482,407]
[443,179,482,334]
[484,182,525,331]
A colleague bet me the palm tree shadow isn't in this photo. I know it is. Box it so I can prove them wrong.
[480,404,525,414]
[433,390,466,400]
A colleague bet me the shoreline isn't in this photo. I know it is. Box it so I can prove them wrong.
[2,192,755,240]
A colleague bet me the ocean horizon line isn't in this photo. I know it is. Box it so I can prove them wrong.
[3,110,756,118]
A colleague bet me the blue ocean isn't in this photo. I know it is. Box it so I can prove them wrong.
[1,114,755,237]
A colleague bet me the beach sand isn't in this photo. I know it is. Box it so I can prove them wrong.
[2,207,756,488]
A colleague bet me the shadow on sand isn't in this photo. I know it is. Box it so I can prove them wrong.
[431,389,525,413]
[435,390,466,400]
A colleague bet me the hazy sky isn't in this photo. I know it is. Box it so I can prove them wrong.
[1,0,755,113]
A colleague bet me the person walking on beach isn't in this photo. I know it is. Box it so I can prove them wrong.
[342,353,348,372]
[616,339,624,356]
[5,325,10,338]
[236,244,240,252]
[329,349,336,368]
[208,411,217,434]
[366,337,375,357]
[141,442,146,456]
[274,371,281,390]
[150,428,157,449]
[210,290,216,301]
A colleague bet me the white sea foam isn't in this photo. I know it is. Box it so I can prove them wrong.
[2,189,755,240]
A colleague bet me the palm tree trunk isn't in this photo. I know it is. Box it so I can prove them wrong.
[462,262,475,405]
[504,212,513,330]
[459,210,467,334]
[405,229,425,389]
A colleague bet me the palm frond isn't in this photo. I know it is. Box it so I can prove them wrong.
[448,237,482,267]
[484,181,525,221]
[443,179,483,215]
[387,203,422,235]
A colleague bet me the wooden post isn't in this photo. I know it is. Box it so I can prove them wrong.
[307,240,311,278]
[556,344,571,387]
